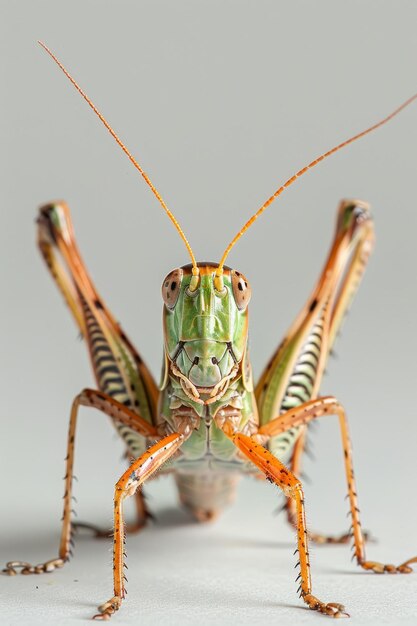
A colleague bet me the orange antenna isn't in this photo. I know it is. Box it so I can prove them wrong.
[216,93,417,278]
[38,41,199,284]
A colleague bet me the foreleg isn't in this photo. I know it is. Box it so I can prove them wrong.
[93,433,185,620]
[220,423,347,617]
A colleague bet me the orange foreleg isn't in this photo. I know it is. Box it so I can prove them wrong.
[220,426,347,617]
[93,432,185,621]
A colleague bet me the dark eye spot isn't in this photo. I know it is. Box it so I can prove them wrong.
[211,357,218,365]
[193,356,200,365]
[231,269,251,310]
[162,268,183,308]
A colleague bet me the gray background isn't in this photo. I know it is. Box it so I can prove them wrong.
[1,1,417,625]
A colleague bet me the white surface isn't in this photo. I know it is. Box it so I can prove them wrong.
[2,476,417,626]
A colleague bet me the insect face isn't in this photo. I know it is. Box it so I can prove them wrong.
[162,262,250,403]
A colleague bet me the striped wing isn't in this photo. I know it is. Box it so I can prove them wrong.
[37,201,158,453]
[256,200,374,462]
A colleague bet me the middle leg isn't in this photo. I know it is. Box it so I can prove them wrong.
[286,432,372,545]
[259,396,417,573]
[3,388,157,576]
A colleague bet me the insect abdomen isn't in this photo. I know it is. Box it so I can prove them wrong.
[175,472,240,522]
[268,314,325,463]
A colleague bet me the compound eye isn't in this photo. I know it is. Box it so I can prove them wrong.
[162,268,183,309]
[231,270,251,310]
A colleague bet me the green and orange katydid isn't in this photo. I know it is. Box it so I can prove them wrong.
[3,42,417,620]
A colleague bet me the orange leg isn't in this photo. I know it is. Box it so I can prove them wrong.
[3,388,157,576]
[286,430,372,545]
[259,396,417,574]
[93,432,185,621]
[223,429,347,617]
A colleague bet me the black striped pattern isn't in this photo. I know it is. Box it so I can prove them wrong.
[79,293,145,457]
[270,311,325,461]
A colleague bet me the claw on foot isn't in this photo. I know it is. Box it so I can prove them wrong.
[303,594,349,618]
[93,596,122,621]
[3,558,65,575]
[361,556,417,574]
[398,556,417,573]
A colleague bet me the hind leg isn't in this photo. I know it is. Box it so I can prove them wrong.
[256,200,375,545]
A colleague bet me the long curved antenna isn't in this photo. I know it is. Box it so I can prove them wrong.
[38,41,199,283]
[216,93,417,281]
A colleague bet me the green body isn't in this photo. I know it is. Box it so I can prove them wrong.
[158,263,258,475]
[40,200,373,518]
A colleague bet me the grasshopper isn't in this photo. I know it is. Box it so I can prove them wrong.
[3,42,417,620]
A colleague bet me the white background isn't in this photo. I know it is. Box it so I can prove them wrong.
[1,2,417,624]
